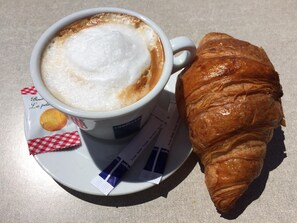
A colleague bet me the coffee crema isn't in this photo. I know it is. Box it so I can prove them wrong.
[41,12,164,112]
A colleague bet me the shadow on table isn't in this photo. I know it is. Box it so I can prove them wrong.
[221,127,286,219]
[56,127,286,217]
[57,152,198,206]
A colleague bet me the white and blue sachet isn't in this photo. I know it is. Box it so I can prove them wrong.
[138,99,181,184]
[91,106,167,195]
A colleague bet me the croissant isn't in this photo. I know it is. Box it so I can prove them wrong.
[175,32,285,213]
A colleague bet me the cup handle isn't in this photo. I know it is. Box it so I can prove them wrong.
[170,36,196,74]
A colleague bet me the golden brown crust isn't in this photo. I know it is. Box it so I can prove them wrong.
[176,32,284,213]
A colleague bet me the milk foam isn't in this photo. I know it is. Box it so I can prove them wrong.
[42,19,159,111]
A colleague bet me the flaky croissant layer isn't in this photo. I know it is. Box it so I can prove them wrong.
[176,32,284,213]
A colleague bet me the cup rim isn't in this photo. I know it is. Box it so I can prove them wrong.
[30,7,173,120]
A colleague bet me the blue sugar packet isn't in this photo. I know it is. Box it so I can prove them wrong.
[138,100,181,184]
[91,107,167,195]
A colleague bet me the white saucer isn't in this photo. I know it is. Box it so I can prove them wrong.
[33,72,193,196]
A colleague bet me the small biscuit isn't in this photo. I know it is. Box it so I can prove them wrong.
[40,108,67,131]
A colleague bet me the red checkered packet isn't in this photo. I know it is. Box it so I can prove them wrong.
[21,86,81,155]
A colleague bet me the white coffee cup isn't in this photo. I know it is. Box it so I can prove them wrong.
[30,7,196,140]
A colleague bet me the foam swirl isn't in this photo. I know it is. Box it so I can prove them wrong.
[41,14,162,112]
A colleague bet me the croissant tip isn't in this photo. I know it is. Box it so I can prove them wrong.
[217,207,234,215]
[209,182,250,214]
[214,199,237,214]
[281,118,286,127]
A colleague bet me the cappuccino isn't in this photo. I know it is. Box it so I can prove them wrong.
[41,12,164,112]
